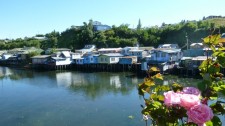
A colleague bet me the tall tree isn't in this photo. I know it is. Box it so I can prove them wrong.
[79,20,94,47]
[137,19,142,30]
[41,30,59,49]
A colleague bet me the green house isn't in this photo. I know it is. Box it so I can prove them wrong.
[98,53,123,64]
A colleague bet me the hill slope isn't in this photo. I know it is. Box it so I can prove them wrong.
[203,18,225,27]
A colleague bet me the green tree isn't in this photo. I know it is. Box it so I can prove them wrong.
[93,31,107,48]
[79,20,94,47]
[41,30,59,49]
[137,18,142,30]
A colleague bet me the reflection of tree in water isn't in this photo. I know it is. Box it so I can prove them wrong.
[7,69,34,80]
[69,72,137,100]
[0,73,4,80]
[155,75,201,87]
[0,67,34,80]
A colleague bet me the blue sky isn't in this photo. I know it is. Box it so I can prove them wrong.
[1,0,225,39]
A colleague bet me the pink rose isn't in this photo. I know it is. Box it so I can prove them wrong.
[187,104,213,126]
[182,87,201,96]
[164,91,181,106]
[180,94,200,110]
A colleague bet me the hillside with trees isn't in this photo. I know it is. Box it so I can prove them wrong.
[1,17,225,50]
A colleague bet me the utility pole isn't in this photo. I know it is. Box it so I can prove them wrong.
[186,32,189,50]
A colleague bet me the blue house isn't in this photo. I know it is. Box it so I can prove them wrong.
[119,56,137,65]
[149,49,182,63]
[82,54,99,64]
[75,58,84,65]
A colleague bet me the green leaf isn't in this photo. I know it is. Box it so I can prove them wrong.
[144,77,155,87]
[213,86,221,92]
[158,95,164,101]
[150,94,157,100]
[197,81,208,91]
[172,83,183,92]
[220,85,225,89]
[203,34,221,45]
[210,116,222,126]
[210,102,225,114]
[152,101,162,108]
[161,85,171,91]
[149,67,160,72]
[205,120,213,126]
[154,73,163,80]
[217,56,225,67]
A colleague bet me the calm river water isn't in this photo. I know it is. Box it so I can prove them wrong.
[0,66,203,126]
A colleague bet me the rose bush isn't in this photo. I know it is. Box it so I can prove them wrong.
[138,34,225,126]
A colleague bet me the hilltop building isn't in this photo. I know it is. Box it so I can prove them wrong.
[92,21,111,31]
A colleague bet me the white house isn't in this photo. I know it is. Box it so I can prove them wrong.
[1,53,13,60]
[75,45,96,56]
[70,52,81,60]
[49,51,72,66]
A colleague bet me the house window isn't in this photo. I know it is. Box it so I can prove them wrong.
[161,52,166,57]
[156,52,160,57]
[137,52,141,56]
[111,58,115,61]
[101,58,104,62]
[105,58,107,61]
[90,58,93,61]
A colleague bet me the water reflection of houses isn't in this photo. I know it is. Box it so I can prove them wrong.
[0,67,13,77]
[56,72,88,87]
[109,75,121,88]
[64,72,137,99]
[0,66,34,80]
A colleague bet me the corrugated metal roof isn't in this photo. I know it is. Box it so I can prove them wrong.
[101,53,123,57]
[160,49,181,53]
[192,56,211,61]
[31,55,51,59]
[51,57,66,60]
[62,51,71,58]
[98,48,122,51]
